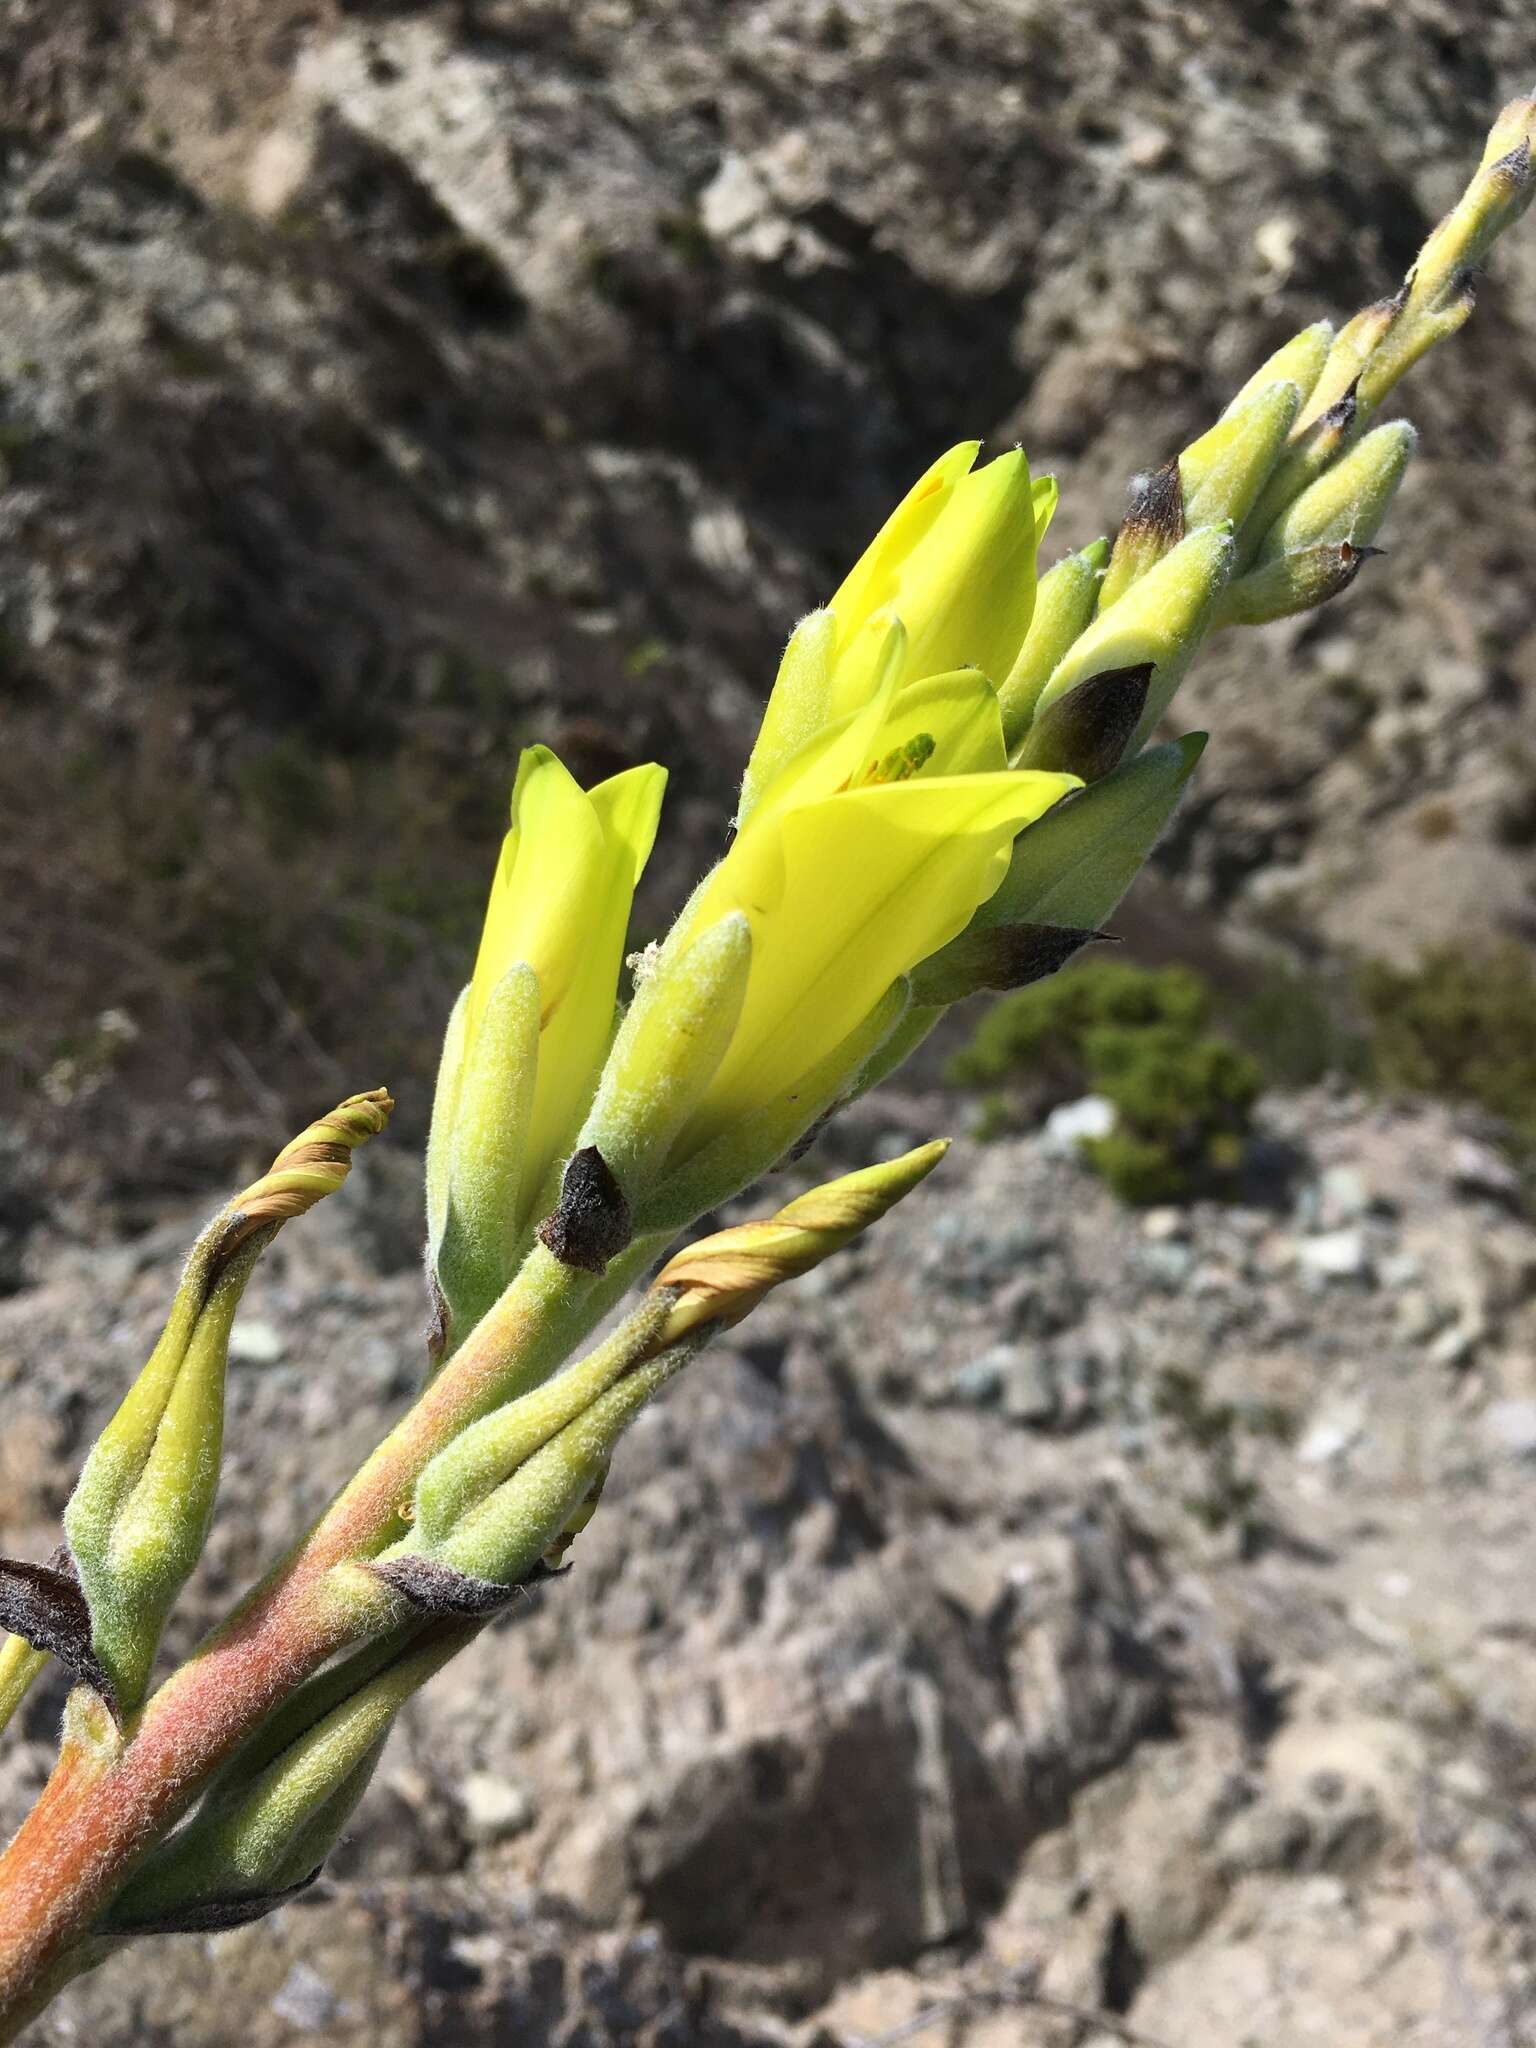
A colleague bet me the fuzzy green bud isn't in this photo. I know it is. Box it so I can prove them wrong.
[911,733,1207,1012]
[1180,379,1303,530]
[574,913,753,1204]
[997,539,1109,751]
[1222,322,1333,417]
[430,968,540,1347]
[1035,525,1234,756]
[1097,460,1184,611]
[107,1624,471,1928]
[63,1091,391,1715]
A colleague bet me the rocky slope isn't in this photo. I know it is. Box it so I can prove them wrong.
[2,0,1535,1186]
[6,5,1536,2042]
[4,1089,1536,2045]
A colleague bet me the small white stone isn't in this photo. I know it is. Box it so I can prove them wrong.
[1297,1394,1367,1465]
[229,1319,285,1365]
[1482,1399,1536,1460]
[458,1770,536,1844]
[1297,1229,1371,1282]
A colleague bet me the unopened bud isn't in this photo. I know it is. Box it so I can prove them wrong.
[1181,379,1302,530]
[1035,524,1234,756]
[1223,322,1333,417]
[574,912,752,1201]
[1408,96,1535,319]
[1097,460,1185,611]
[997,539,1108,750]
[64,1090,391,1714]
[655,1142,948,1342]
[1251,420,1416,562]
[1215,537,1382,628]
[431,967,539,1346]
[107,1624,472,1929]
[1295,297,1403,433]
[1242,384,1360,552]
[971,733,1207,937]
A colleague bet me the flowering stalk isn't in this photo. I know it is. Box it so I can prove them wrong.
[0,95,1532,2041]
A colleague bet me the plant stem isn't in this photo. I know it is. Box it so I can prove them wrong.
[0,1236,657,2037]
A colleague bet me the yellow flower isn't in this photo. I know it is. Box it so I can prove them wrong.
[465,747,665,1154]
[428,746,666,1335]
[673,651,1076,1151]
[741,444,1057,816]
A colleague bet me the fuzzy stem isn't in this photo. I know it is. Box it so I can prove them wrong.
[0,1235,656,2034]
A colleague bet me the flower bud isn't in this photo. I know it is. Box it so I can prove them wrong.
[1034,525,1234,756]
[427,747,666,1345]
[1181,379,1303,530]
[1407,94,1534,321]
[106,1624,471,1929]
[997,538,1108,750]
[1253,420,1415,559]
[912,734,1206,1006]
[1222,321,1332,417]
[1097,459,1184,612]
[573,912,753,1202]
[63,1092,392,1714]
[655,1141,949,1340]
[1213,537,1382,628]
[430,965,539,1342]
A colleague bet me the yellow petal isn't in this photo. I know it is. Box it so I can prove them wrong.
[827,442,981,651]
[466,747,666,1226]
[891,449,1043,690]
[872,670,1007,779]
[738,609,837,823]
[690,769,1076,1137]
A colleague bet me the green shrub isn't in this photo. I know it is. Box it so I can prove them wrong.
[946,959,1264,1202]
[1359,942,1536,1156]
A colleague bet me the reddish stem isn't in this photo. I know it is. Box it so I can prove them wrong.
[0,1253,608,2035]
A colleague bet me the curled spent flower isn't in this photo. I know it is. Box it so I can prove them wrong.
[653,1140,949,1341]
[221,1089,394,1263]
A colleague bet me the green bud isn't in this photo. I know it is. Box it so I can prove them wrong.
[974,733,1207,933]
[427,1340,704,1588]
[1294,294,1403,433]
[64,1093,392,1716]
[1180,379,1303,529]
[639,975,912,1232]
[431,966,540,1348]
[739,610,837,824]
[107,1624,470,1927]
[1252,420,1415,559]
[1240,384,1360,558]
[1357,283,1475,414]
[0,1633,49,1741]
[575,913,753,1201]
[1407,95,1534,319]
[1035,525,1234,756]
[1097,460,1184,611]
[412,1290,678,1548]
[997,538,1108,752]
[1213,537,1382,628]
[1222,321,1333,416]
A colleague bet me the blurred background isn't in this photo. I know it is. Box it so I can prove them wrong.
[5,5,1536,2045]
[3,0,1536,1208]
